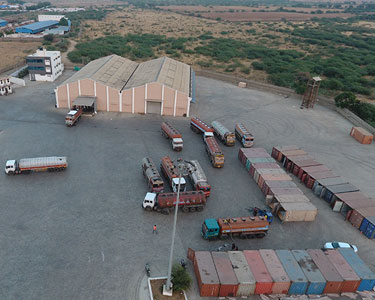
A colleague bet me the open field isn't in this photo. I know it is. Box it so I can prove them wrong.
[0,71,374,300]
[0,41,41,73]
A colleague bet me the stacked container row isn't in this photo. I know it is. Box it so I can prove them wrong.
[272,145,375,239]
[192,249,375,297]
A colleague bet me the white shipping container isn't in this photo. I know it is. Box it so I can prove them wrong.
[228,251,256,296]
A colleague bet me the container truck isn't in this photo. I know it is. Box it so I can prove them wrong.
[142,191,206,214]
[161,122,183,151]
[65,108,83,127]
[160,156,186,192]
[235,123,254,148]
[142,157,164,193]
[5,156,68,175]
[204,135,224,168]
[201,216,270,240]
[211,121,235,146]
[188,160,211,197]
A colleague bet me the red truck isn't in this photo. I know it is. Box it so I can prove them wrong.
[161,122,183,151]
[160,156,186,192]
[204,135,224,168]
[142,191,206,214]
[190,117,214,135]
[65,108,83,127]
[142,157,164,193]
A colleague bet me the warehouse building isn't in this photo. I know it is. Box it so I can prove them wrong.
[55,55,195,117]
[15,20,59,34]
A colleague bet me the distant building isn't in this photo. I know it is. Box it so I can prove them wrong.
[0,18,8,27]
[38,15,65,22]
[26,48,64,82]
[43,20,71,35]
[15,20,58,34]
[0,77,12,96]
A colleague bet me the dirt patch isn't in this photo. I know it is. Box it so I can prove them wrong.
[150,278,185,300]
[0,41,41,73]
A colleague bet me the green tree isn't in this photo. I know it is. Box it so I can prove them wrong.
[171,263,191,292]
[334,92,359,108]
[59,18,69,26]
[44,34,54,42]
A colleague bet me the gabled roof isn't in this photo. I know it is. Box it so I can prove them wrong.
[16,20,58,31]
[60,55,191,94]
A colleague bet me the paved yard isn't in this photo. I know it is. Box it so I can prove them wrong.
[0,72,374,300]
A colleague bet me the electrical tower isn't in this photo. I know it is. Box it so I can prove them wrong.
[301,76,322,109]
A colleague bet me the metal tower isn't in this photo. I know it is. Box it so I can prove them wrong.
[301,76,322,109]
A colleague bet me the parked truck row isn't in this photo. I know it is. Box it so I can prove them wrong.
[5,156,68,175]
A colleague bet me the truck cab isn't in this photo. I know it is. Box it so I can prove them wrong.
[172,177,186,192]
[172,138,183,151]
[5,160,17,174]
[143,192,156,211]
[203,132,214,140]
[197,182,211,197]
[243,136,254,147]
[201,218,220,240]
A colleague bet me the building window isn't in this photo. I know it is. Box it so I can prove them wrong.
[46,67,51,72]
[45,60,51,65]
[28,66,45,71]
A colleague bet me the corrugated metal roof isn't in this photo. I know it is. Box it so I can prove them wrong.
[60,54,191,94]
[17,20,58,31]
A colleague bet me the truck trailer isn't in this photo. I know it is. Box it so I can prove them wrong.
[201,216,270,240]
[161,122,183,151]
[143,191,206,214]
[204,135,224,168]
[235,123,254,148]
[5,156,68,175]
[188,160,211,197]
[160,156,186,192]
[142,157,164,193]
[65,108,83,127]
[211,121,235,146]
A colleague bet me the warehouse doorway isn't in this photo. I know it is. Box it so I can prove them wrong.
[146,101,161,114]
[73,96,97,114]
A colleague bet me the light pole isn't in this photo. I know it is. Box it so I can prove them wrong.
[163,159,195,296]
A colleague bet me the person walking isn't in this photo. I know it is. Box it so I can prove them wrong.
[253,207,258,217]
[153,224,158,234]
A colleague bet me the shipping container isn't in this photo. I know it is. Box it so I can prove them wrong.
[363,216,375,239]
[246,157,274,171]
[211,252,239,297]
[321,183,359,204]
[298,165,330,180]
[267,194,310,211]
[304,171,338,189]
[193,251,220,297]
[338,249,375,291]
[324,250,360,292]
[292,159,321,176]
[262,180,297,196]
[228,251,256,296]
[276,250,308,295]
[238,148,269,165]
[349,207,375,229]
[255,168,287,184]
[307,249,343,294]
[250,162,280,177]
[281,149,307,163]
[277,202,318,222]
[268,187,304,197]
[331,191,370,213]
[312,177,349,197]
[258,174,293,190]
[284,155,315,172]
[350,127,373,144]
[272,145,299,161]
[260,249,291,294]
[243,250,273,294]
[292,250,326,294]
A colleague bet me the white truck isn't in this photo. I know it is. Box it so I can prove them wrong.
[211,121,235,146]
[5,156,68,175]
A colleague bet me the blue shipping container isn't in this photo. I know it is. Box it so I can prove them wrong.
[292,250,326,294]
[276,250,308,295]
[338,249,375,291]
[246,157,272,171]
[364,216,375,239]
[360,218,369,233]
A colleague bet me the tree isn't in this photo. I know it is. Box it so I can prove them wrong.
[171,263,191,292]
[44,34,54,42]
[334,92,359,108]
[59,17,69,26]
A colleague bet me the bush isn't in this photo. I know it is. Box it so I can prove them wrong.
[44,34,54,42]
[252,61,264,70]
[334,92,359,108]
[18,68,29,78]
[171,264,191,292]
[59,18,69,26]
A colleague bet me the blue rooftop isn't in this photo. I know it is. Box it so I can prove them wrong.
[16,20,59,34]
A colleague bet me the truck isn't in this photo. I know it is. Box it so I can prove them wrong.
[143,191,206,214]
[161,122,183,151]
[142,157,164,193]
[211,121,235,146]
[201,216,270,240]
[204,135,224,168]
[190,117,214,136]
[5,156,68,175]
[65,107,83,127]
[188,160,211,197]
[235,123,254,148]
[160,156,186,192]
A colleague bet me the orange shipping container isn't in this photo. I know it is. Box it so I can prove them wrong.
[350,127,373,144]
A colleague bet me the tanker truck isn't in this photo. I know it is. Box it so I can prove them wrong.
[161,122,183,151]
[142,191,206,214]
[190,117,214,136]
[235,123,254,148]
[142,157,164,193]
[211,121,235,146]
[188,160,211,197]
[160,156,186,192]
[204,134,224,168]
[201,216,270,240]
[5,156,68,175]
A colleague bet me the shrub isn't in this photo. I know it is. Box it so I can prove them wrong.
[18,68,29,78]
[171,264,191,292]
[44,34,54,42]
[334,92,359,108]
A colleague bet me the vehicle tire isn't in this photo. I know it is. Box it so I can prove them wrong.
[256,233,266,238]
[145,206,152,212]
[247,234,255,239]
[182,206,189,213]
[197,206,203,212]
[220,234,228,240]
[189,207,196,212]
[240,233,247,239]
[8,171,13,175]
[162,208,170,215]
